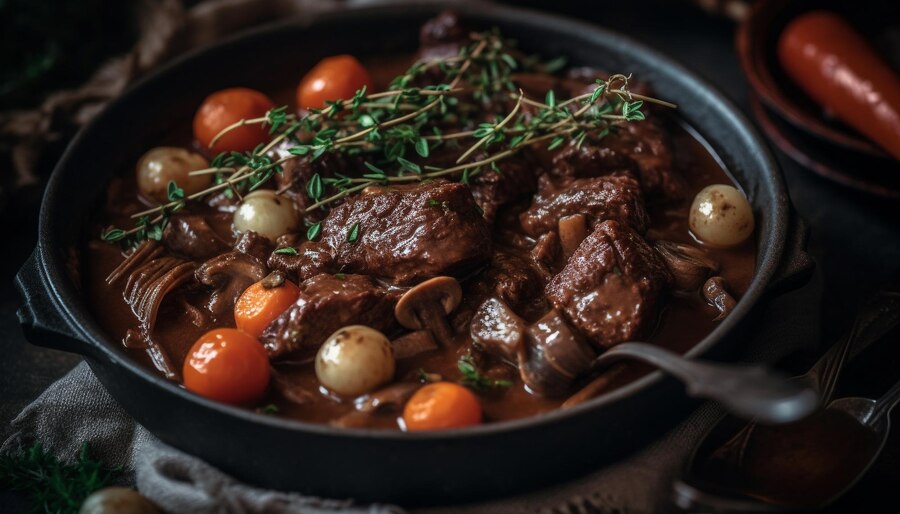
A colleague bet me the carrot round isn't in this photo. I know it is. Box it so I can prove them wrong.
[403,382,482,431]
[234,277,301,338]
[777,11,900,160]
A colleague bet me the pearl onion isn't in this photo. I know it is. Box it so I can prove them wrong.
[689,184,755,248]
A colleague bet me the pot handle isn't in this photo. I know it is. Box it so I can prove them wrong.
[766,211,815,296]
[15,249,96,357]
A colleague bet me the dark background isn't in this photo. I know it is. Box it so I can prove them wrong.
[2,1,899,512]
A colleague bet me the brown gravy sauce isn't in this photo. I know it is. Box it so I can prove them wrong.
[695,409,880,508]
[85,55,756,429]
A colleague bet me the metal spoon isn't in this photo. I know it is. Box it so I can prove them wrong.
[595,343,819,424]
[672,288,900,512]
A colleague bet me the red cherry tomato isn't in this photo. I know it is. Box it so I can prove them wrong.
[183,328,270,405]
[193,88,275,153]
[296,55,373,110]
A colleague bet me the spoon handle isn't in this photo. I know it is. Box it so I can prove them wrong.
[869,375,900,425]
[596,343,818,424]
[806,289,900,400]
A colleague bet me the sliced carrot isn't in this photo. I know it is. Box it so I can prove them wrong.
[234,278,301,338]
[403,382,482,431]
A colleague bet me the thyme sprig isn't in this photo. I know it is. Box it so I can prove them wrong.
[101,31,675,245]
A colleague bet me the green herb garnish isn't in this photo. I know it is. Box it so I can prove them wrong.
[458,355,512,391]
[346,223,360,243]
[273,247,298,256]
[0,442,122,513]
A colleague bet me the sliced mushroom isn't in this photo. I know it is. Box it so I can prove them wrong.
[470,297,596,397]
[354,382,422,414]
[704,276,736,320]
[195,251,267,317]
[520,309,597,396]
[558,214,588,259]
[333,382,422,429]
[392,330,438,360]
[655,240,719,293]
[394,276,462,345]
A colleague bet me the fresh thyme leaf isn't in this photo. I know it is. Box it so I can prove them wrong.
[547,135,566,151]
[274,247,298,256]
[306,173,323,200]
[396,157,421,174]
[166,180,185,202]
[267,105,289,134]
[622,100,645,121]
[426,199,441,207]
[500,53,518,70]
[545,89,556,108]
[415,138,430,158]
[259,404,279,414]
[458,355,512,391]
[363,161,384,174]
[289,145,311,156]
[541,55,567,73]
[589,81,607,104]
[100,228,125,242]
[346,222,360,243]
[307,222,322,241]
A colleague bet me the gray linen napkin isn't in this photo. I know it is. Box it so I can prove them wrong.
[2,272,822,514]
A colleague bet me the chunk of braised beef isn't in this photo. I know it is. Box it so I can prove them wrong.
[275,151,359,220]
[234,230,273,263]
[162,213,229,260]
[261,273,401,358]
[545,220,671,349]
[318,180,492,285]
[417,10,467,61]
[608,120,685,200]
[466,250,544,311]
[531,231,564,278]
[520,174,649,236]
[549,139,638,180]
[267,241,335,282]
[468,154,539,223]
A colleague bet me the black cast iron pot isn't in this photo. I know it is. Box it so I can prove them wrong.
[15,2,813,506]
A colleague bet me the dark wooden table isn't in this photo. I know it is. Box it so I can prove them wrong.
[3,1,899,511]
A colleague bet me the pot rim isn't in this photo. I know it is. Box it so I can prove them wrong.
[34,0,787,441]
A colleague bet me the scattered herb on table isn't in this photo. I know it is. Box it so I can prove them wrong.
[0,442,122,514]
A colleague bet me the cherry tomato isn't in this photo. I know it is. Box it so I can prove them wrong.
[234,278,301,338]
[403,382,482,431]
[193,88,274,153]
[183,328,270,405]
[296,55,372,110]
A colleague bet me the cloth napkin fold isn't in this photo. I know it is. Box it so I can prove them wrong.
[2,273,822,514]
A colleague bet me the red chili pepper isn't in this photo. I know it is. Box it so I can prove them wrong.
[778,11,900,161]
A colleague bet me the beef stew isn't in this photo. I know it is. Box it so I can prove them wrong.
[85,12,756,431]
